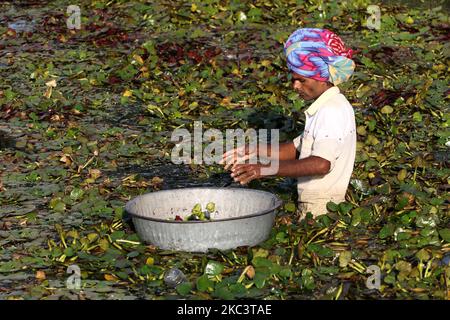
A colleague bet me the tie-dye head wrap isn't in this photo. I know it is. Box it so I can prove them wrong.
[284,28,355,85]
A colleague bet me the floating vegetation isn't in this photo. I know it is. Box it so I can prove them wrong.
[0,0,449,300]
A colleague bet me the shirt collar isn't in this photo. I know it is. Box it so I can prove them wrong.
[304,86,340,116]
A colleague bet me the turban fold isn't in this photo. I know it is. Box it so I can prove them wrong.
[284,28,355,85]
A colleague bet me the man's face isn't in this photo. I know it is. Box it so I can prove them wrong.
[291,73,330,101]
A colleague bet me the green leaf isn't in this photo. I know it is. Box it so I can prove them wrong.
[229,283,247,297]
[127,251,140,258]
[300,268,315,290]
[64,247,75,257]
[252,257,273,269]
[284,202,296,213]
[252,248,269,259]
[307,243,334,258]
[412,112,423,122]
[379,223,395,239]
[279,267,292,278]
[275,231,287,243]
[338,202,353,214]
[384,273,396,284]
[438,229,450,243]
[213,286,234,299]
[87,233,98,243]
[0,261,21,273]
[395,261,412,275]
[49,198,66,212]
[4,89,16,102]
[176,282,193,295]
[192,203,202,214]
[415,248,431,261]
[351,210,361,227]
[326,202,339,212]
[196,274,214,292]
[206,202,215,212]
[253,272,268,289]
[339,251,352,268]
[393,32,416,40]
[70,188,84,201]
[381,105,393,114]
[204,260,224,276]
[116,271,129,280]
[395,196,409,210]
[110,231,126,242]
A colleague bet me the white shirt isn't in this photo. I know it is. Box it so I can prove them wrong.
[293,86,356,205]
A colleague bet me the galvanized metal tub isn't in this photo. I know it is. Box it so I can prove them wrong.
[125,187,283,252]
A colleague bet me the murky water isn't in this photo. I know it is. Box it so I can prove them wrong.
[109,163,240,189]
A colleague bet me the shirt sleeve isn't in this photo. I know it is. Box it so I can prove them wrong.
[310,106,346,171]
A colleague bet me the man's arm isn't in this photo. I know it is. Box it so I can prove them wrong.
[275,156,330,177]
[262,142,298,161]
[230,156,330,185]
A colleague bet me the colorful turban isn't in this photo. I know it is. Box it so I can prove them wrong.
[284,28,355,85]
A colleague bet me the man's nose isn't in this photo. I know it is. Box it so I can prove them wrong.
[293,80,301,90]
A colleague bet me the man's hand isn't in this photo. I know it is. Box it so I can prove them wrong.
[219,142,329,185]
[220,142,297,169]
[219,144,258,170]
[230,163,267,185]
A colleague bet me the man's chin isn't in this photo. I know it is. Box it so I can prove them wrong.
[300,95,313,101]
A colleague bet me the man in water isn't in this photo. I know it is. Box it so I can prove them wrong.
[221,28,357,219]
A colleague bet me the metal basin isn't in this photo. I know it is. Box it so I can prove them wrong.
[125,187,283,252]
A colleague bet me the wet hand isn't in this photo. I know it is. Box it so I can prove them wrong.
[230,164,263,185]
[220,145,257,170]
